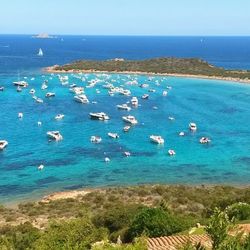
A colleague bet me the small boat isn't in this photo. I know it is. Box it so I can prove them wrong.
[117,104,131,111]
[37,121,42,126]
[108,132,119,139]
[41,83,48,90]
[168,116,175,121]
[163,91,168,96]
[142,94,149,99]
[131,97,139,106]
[189,123,197,131]
[29,89,35,94]
[150,135,164,144]
[123,126,131,132]
[13,81,28,88]
[47,131,63,141]
[168,149,176,156]
[104,157,110,163]
[122,115,138,125]
[38,164,44,170]
[0,86,4,91]
[17,86,22,92]
[89,112,109,121]
[200,137,211,144]
[18,112,23,119]
[55,114,64,120]
[70,87,84,95]
[0,140,8,150]
[148,89,156,93]
[36,98,43,103]
[124,151,131,157]
[179,131,185,136]
[90,136,102,143]
[38,48,43,57]
[140,83,149,88]
[46,92,55,98]
[74,94,89,104]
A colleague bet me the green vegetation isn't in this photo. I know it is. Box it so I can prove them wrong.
[0,185,250,249]
[52,57,250,80]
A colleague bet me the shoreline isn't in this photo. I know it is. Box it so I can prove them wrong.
[44,66,250,84]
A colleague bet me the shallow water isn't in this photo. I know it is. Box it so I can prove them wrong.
[0,72,249,203]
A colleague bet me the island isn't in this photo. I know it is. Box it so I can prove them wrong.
[46,57,250,83]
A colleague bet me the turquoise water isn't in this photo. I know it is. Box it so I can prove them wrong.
[0,73,250,203]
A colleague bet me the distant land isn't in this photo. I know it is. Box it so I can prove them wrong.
[32,33,56,39]
[46,57,250,83]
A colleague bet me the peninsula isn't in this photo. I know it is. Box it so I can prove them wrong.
[46,57,250,83]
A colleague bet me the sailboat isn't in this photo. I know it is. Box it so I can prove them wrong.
[37,48,43,56]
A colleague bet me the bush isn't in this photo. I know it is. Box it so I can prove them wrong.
[226,202,250,221]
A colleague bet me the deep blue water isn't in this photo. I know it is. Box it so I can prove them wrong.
[0,35,250,204]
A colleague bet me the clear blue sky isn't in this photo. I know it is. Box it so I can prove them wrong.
[1,0,250,35]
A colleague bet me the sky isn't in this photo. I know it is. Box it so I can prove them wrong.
[0,0,250,36]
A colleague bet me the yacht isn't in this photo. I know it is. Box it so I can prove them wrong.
[89,112,109,121]
[74,94,89,104]
[123,126,131,132]
[122,115,138,125]
[55,114,64,120]
[189,122,197,131]
[108,132,119,139]
[90,136,102,143]
[29,89,35,94]
[47,131,63,141]
[142,94,149,99]
[168,149,176,156]
[46,92,55,98]
[0,140,8,150]
[150,135,164,144]
[131,97,139,106]
[200,137,211,144]
[13,81,28,88]
[116,104,131,111]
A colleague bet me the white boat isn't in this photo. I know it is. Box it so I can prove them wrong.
[150,135,164,144]
[38,164,44,170]
[70,87,84,95]
[29,89,35,94]
[108,132,119,139]
[89,112,109,121]
[123,126,131,132]
[168,116,175,121]
[18,112,23,119]
[41,83,48,90]
[200,137,211,144]
[163,91,168,96]
[117,104,131,111]
[74,94,89,104]
[90,136,102,143]
[0,140,8,150]
[122,115,138,125]
[131,97,139,106]
[13,81,28,88]
[37,48,43,56]
[46,92,55,98]
[179,131,185,136]
[189,123,197,131]
[168,149,176,156]
[55,114,64,120]
[0,86,4,91]
[104,157,110,162]
[17,86,22,92]
[124,151,131,157]
[142,94,149,99]
[36,98,43,103]
[47,131,63,141]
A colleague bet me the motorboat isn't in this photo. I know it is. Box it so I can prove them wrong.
[29,89,35,94]
[108,132,119,139]
[0,86,4,91]
[189,122,197,131]
[70,87,84,95]
[163,91,168,96]
[74,94,89,104]
[90,136,102,143]
[150,135,164,144]
[41,83,48,90]
[17,86,22,92]
[123,126,131,132]
[36,98,43,103]
[46,92,55,98]
[18,112,23,119]
[89,112,109,121]
[37,121,42,126]
[38,164,44,170]
[148,89,156,93]
[0,140,8,150]
[122,115,138,125]
[179,131,185,136]
[168,116,175,121]
[200,137,211,144]
[168,149,176,156]
[142,94,149,99]
[47,131,63,141]
[13,81,28,88]
[117,104,131,111]
[55,114,64,120]
[124,151,131,157]
[131,97,138,106]
[104,157,110,162]
[140,83,149,88]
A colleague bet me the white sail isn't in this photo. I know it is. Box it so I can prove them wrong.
[38,48,43,56]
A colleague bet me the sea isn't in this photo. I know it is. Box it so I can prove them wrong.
[0,35,250,204]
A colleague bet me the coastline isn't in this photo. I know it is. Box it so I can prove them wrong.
[44,66,250,84]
